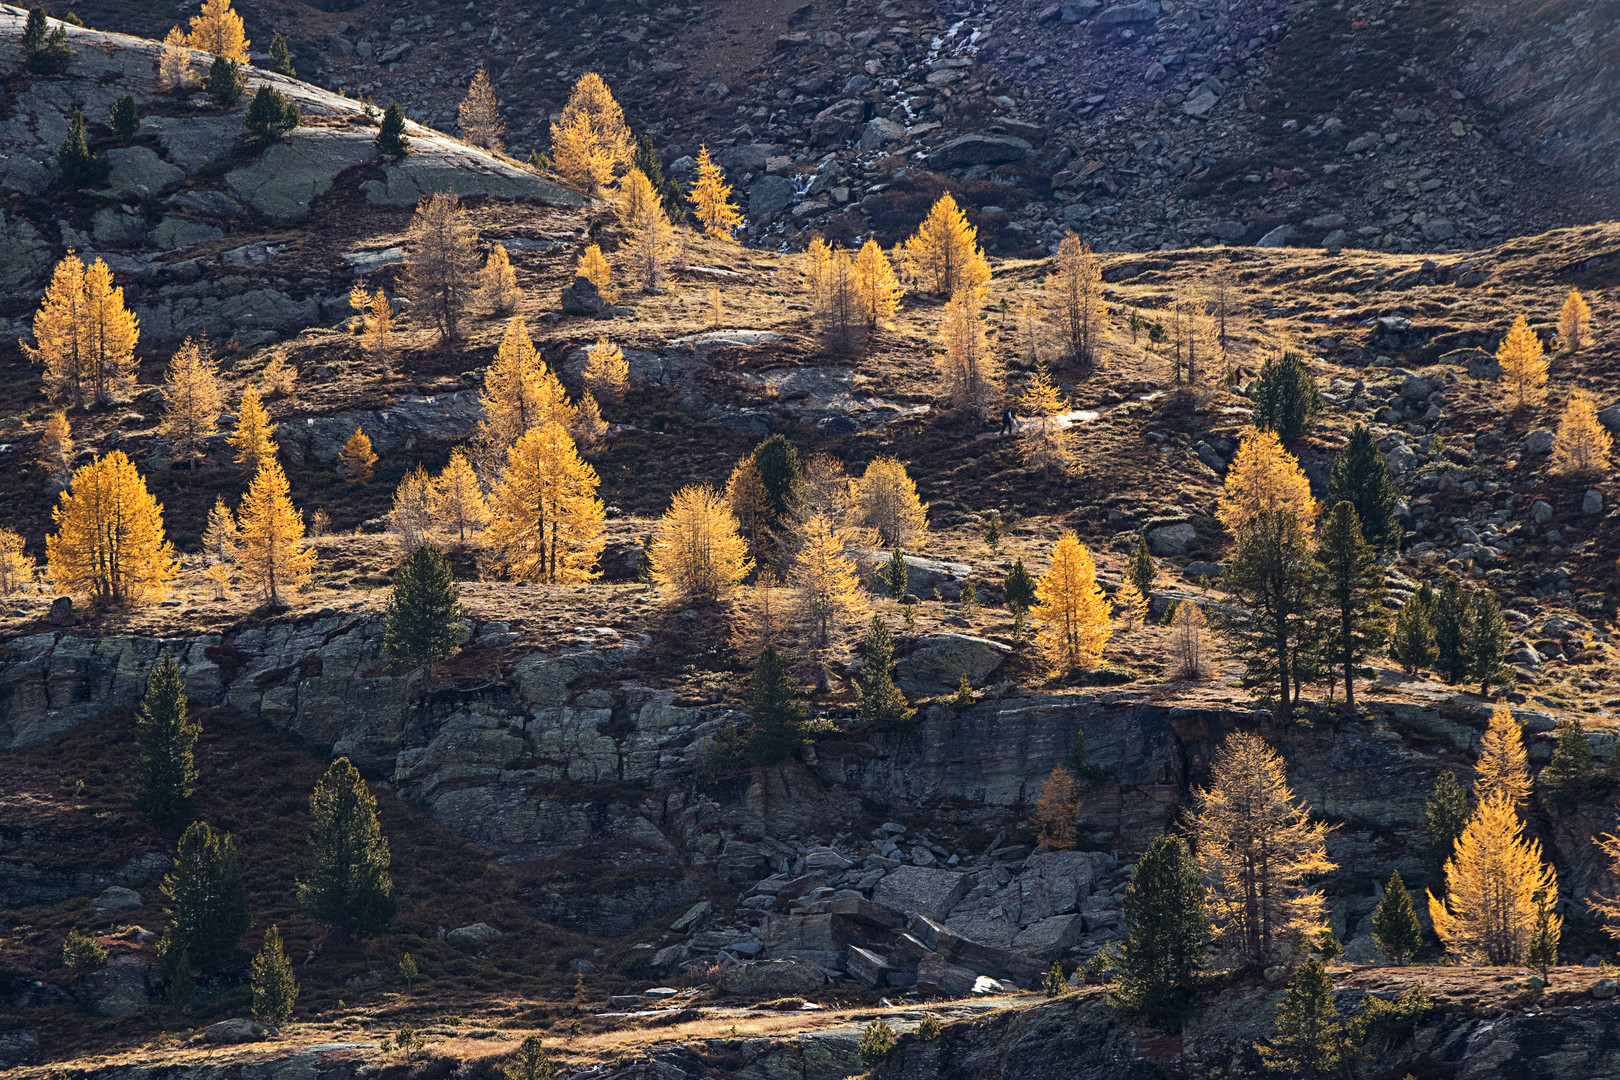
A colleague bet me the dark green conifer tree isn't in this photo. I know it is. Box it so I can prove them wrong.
[1422,771,1468,884]
[1127,533,1157,598]
[1543,717,1599,810]
[1220,509,1318,722]
[268,33,296,77]
[57,108,108,188]
[1257,959,1349,1075]
[1463,589,1510,696]
[375,101,410,158]
[1526,897,1559,978]
[1109,833,1208,1027]
[136,654,201,826]
[381,544,463,676]
[1371,870,1421,964]
[243,84,300,139]
[883,549,908,598]
[108,93,139,138]
[1003,559,1036,612]
[1314,502,1389,710]
[1431,575,1470,685]
[856,617,913,731]
[298,758,397,936]
[742,646,806,765]
[751,434,803,522]
[505,1034,553,1080]
[1388,582,1437,675]
[22,8,73,74]
[250,926,298,1027]
[160,821,249,970]
[1250,351,1322,444]
[203,55,245,105]
[1327,423,1400,553]
[166,949,195,1005]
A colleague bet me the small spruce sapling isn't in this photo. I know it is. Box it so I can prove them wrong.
[1371,870,1421,964]
[108,94,139,137]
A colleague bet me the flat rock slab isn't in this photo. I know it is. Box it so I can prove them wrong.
[874,866,971,921]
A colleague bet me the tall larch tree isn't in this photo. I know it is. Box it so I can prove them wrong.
[201,495,238,599]
[1588,832,1620,939]
[432,450,489,543]
[339,426,376,484]
[625,169,678,291]
[405,191,480,341]
[299,758,397,937]
[389,466,436,549]
[159,26,193,90]
[651,484,752,603]
[486,422,606,583]
[228,385,277,472]
[477,316,576,453]
[853,239,903,329]
[549,72,633,196]
[47,452,176,606]
[1018,364,1076,475]
[1030,531,1111,674]
[236,460,315,607]
[852,456,928,550]
[185,0,249,61]
[901,192,991,299]
[1327,423,1400,553]
[808,241,865,355]
[937,292,1002,420]
[81,258,141,406]
[576,244,615,301]
[1550,388,1612,477]
[1428,794,1560,964]
[457,65,504,152]
[1217,427,1317,533]
[1220,508,1317,721]
[791,512,867,658]
[475,242,521,314]
[1314,501,1390,710]
[349,285,395,376]
[25,253,88,409]
[158,338,223,470]
[1193,731,1335,969]
[1496,314,1548,411]
[688,145,743,239]
[1559,287,1592,352]
[135,653,200,825]
[1474,700,1531,810]
[0,530,34,594]
[1048,233,1109,372]
[584,337,629,403]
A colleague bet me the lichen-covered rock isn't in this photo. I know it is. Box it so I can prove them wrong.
[893,634,1010,695]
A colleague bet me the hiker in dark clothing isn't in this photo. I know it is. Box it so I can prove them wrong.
[1000,408,1017,436]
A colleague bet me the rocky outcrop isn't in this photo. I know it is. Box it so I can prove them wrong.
[275,390,486,465]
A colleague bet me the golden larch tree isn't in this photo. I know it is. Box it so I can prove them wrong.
[584,337,629,403]
[389,465,436,549]
[405,191,481,341]
[1550,389,1612,477]
[47,451,176,607]
[201,495,238,599]
[652,484,753,603]
[549,72,633,196]
[1496,314,1548,411]
[1588,832,1620,938]
[236,460,315,607]
[1019,364,1076,475]
[1030,531,1111,673]
[25,253,88,409]
[432,450,489,543]
[339,426,377,484]
[1114,579,1147,630]
[1048,233,1110,372]
[349,285,396,376]
[477,316,576,453]
[576,244,615,301]
[1171,597,1209,678]
[809,243,865,355]
[726,453,775,565]
[732,570,785,661]
[1559,288,1592,353]
[1216,426,1317,533]
[0,528,34,594]
[688,144,743,240]
[791,512,867,656]
[457,65,505,152]
[575,390,608,452]
[185,0,249,61]
[475,242,521,314]
[158,338,222,470]
[159,27,194,90]
[937,292,1003,420]
[485,422,606,583]
[853,456,928,550]
[853,238,903,329]
[37,410,73,473]
[1474,700,1531,810]
[259,352,297,399]
[625,170,678,292]
[81,258,141,406]
[1193,731,1335,968]
[793,453,859,542]
[228,385,278,473]
[1428,793,1560,964]
[1031,766,1084,850]
[901,192,992,299]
